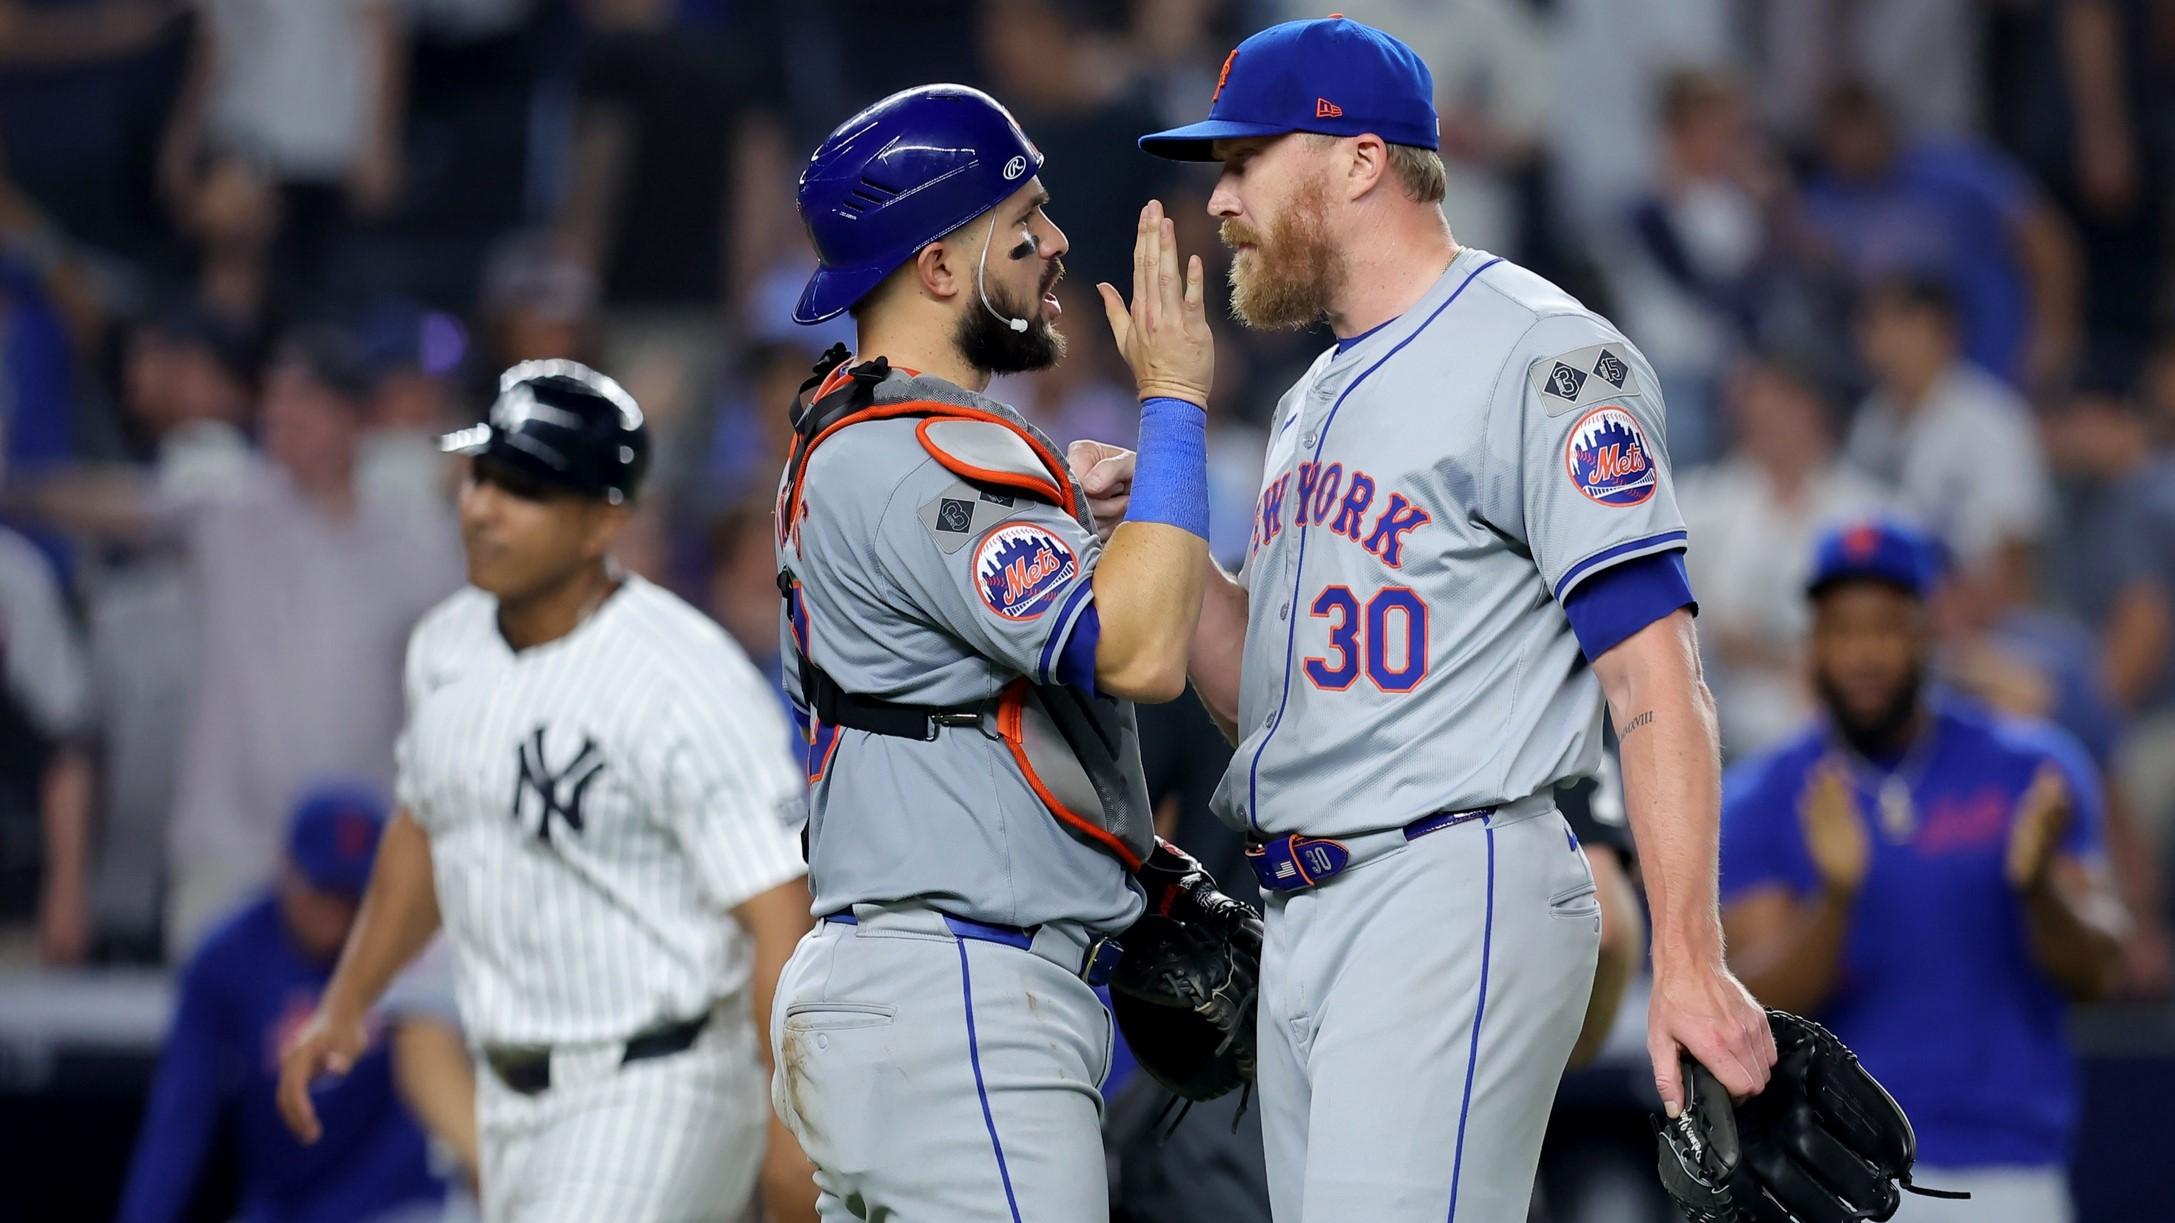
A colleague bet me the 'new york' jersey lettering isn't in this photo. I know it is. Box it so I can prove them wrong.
[1215,249,1689,839]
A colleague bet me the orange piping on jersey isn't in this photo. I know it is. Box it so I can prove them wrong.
[784,399,1078,531]
[997,682,1146,871]
[913,417,1068,509]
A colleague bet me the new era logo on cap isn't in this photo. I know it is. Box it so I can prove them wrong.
[1140,16,1441,161]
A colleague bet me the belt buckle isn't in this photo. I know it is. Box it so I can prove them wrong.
[1081,935,1124,987]
[1248,833,1351,893]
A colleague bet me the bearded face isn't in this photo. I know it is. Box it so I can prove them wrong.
[956,255,1068,376]
[1220,172,1346,331]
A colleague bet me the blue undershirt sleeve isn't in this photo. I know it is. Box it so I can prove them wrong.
[1563,550,1696,662]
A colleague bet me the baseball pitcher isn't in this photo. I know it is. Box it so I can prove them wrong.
[1076,17,1781,1222]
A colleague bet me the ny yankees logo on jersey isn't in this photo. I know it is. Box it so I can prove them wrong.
[511,726,607,843]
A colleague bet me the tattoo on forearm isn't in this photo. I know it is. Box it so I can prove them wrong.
[1620,710,1655,737]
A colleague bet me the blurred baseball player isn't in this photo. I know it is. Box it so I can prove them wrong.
[773,85,1255,1222]
[277,361,819,1222]
[1721,518,2128,1221]
[118,782,447,1223]
[1075,17,1778,1221]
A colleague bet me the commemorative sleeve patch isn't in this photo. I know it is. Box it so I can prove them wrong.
[1564,405,1658,507]
[919,481,1025,553]
[1529,341,1642,415]
[973,522,1080,619]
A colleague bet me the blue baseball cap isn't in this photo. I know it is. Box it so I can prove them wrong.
[286,780,388,898]
[1806,517,1943,600]
[1139,15,1439,161]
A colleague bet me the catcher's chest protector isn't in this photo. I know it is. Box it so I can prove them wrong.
[778,356,1157,870]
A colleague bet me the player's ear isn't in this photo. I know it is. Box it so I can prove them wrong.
[1344,134,1388,201]
[913,237,962,304]
[582,501,631,559]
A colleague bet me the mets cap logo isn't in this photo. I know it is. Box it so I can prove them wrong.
[974,523,1078,620]
[1564,405,1657,507]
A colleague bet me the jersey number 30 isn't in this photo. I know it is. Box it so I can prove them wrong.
[1303,585,1427,692]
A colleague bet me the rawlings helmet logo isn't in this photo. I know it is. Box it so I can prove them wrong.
[1565,406,1658,507]
[974,524,1078,620]
[1003,155,1028,180]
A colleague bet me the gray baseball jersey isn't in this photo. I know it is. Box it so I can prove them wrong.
[1215,248,1686,838]
[775,378,1144,936]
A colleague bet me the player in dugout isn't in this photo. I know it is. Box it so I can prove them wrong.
[1720,516,2128,1222]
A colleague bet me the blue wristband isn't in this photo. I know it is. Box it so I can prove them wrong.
[1128,396,1209,540]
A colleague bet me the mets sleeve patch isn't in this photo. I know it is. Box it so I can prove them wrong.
[1564,405,1658,507]
[973,523,1080,620]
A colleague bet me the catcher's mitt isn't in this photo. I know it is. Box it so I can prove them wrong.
[1655,1010,1967,1223]
[1109,843,1262,1104]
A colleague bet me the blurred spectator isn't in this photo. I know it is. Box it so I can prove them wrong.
[179,151,287,326]
[0,0,188,274]
[1609,69,1793,466]
[121,303,261,475]
[1324,0,1553,256]
[0,252,81,482]
[975,0,1176,299]
[0,134,107,391]
[54,307,261,962]
[705,500,795,745]
[476,229,598,373]
[1745,0,1986,142]
[2043,386,2175,716]
[0,524,94,963]
[160,0,412,297]
[351,300,463,507]
[1121,0,1227,131]
[115,783,450,1223]
[560,0,792,320]
[1845,275,2052,592]
[0,0,178,70]
[1799,82,2081,389]
[1933,555,2175,1002]
[1722,518,2126,1222]
[1991,0,2167,373]
[158,329,460,954]
[1679,354,1886,757]
[22,327,463,955]
[679,341,810,545]
[1545,0,1732,244]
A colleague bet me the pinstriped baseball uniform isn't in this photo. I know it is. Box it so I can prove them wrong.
[397,576,806,1221]
[1226,249,1687,1222]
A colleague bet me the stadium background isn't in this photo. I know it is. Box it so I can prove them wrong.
[1,0,2174,1218]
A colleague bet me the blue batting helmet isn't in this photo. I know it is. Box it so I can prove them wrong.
[794,84,1044,325]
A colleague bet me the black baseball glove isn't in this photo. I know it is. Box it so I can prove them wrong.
[1655,1010,1967,1223]
[1108,840,1262,1103]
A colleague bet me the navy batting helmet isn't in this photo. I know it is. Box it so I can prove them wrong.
[442,360,649,505]
[794,84,1044,324]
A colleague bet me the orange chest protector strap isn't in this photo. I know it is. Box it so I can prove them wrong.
[773,351,1079,743]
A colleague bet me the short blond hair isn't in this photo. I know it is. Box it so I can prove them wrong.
[1305,133,1446,204]
[1386,143,1446,204]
